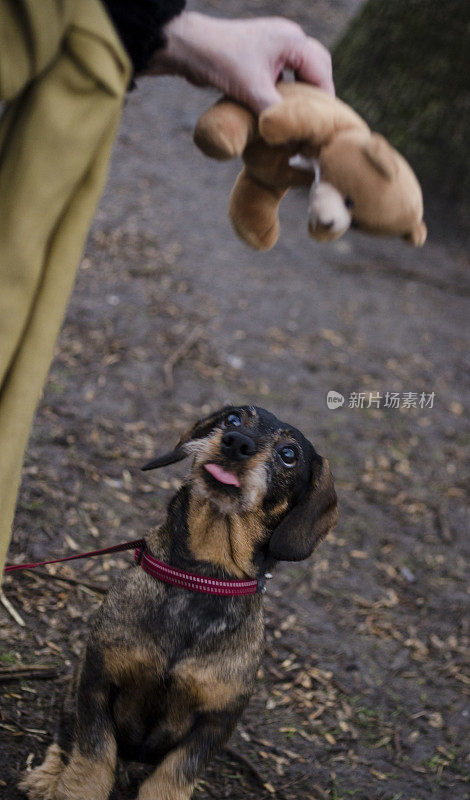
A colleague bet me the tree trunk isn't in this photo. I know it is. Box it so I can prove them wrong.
[333,0,470,216]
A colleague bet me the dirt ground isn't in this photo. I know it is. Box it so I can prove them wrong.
[1,1,469,798]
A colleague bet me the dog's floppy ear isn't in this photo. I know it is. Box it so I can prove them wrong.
[268,455,338,561]
[141,407,231,471]
[141,446,188,471]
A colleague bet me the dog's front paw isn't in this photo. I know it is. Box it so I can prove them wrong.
[18,744,64,800]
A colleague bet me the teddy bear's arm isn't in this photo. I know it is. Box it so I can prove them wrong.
[229,168,287,251]
[194,100,257,160]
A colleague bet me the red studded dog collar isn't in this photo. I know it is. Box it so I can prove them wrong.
[135,545,267,595]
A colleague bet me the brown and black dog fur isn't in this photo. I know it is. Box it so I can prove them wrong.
[20,405,338,800]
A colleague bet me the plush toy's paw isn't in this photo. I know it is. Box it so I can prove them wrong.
[403,221,427,246]
[229,170,287,251]
[194,101,257,160]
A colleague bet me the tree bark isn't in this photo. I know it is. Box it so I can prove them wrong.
[333,0,470,214]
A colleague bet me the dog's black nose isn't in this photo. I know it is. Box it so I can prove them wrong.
[221,431,256,462]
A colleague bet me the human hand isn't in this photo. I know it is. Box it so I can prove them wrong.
[146,11,334,114]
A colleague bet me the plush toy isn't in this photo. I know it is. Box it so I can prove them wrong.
[194,82,427,250]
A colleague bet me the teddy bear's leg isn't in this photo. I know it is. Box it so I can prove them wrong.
[259,88,366,151]
[194,100,257,160]
[229,168,287,251]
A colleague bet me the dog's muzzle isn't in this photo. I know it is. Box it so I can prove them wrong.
[221,431,256,462]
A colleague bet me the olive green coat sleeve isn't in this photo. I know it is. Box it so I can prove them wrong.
[0,0,131,574]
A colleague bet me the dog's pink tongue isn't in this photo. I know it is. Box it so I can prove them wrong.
[204,463,240,487]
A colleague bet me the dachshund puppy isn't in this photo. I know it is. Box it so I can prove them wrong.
[20,405,337,800]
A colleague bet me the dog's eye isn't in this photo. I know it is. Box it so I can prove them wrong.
[224,411,242,427]
[278,446,297,467]
[344,196,354,210]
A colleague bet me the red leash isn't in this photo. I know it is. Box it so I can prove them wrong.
[4,540,266,595]
[3,539,145,574]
